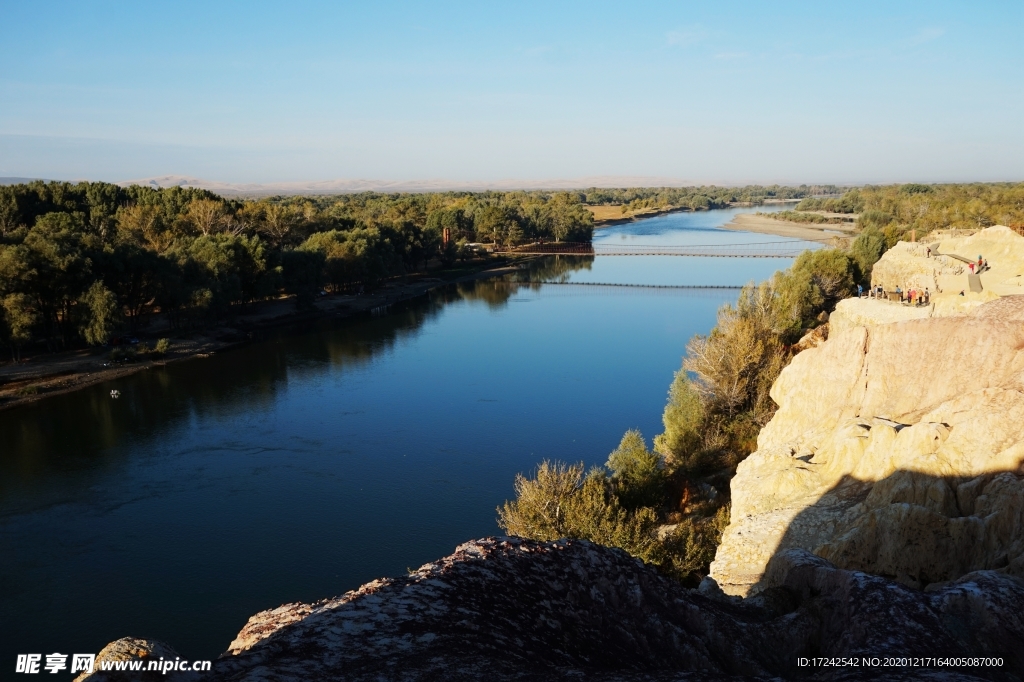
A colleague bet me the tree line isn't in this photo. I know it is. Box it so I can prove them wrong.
[0,182,595,359]
[582,184,845,214]
[794,183,1024,246]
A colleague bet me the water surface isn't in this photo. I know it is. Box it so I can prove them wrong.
[0,205,799,661]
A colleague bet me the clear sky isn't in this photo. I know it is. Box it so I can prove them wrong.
[1,0,1021,185]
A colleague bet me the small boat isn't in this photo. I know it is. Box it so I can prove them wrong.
[110,390,121,399]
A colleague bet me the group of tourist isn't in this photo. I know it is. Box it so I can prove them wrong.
[968,255,989,274]
[860,284,930,306]
[900,287,930,306]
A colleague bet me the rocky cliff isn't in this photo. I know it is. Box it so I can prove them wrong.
[709,295,1024,598]
[79,292,1024,680]
[830,226,1024,332]
[83,538,1024,681]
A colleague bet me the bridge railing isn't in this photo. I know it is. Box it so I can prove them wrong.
[495,238,838,258]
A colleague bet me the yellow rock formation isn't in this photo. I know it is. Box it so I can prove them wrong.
[709,295,1024,596]
[830,225,1024,331]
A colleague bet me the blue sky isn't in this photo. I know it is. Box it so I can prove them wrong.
[1,0,1021,184]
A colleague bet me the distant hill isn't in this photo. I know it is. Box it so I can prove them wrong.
[117,175,706,196]
[0,177,47,185]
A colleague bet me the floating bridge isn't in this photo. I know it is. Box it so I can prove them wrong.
[496,238,843,258]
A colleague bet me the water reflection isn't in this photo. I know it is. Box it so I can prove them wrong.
[0,255,600,516]
[0,208,806,663]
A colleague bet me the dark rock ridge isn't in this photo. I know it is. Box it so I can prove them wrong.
[84,537,1024,681]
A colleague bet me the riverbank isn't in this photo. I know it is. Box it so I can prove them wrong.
[590,200,802,228]
[589,204,696,227]
[721,212,857,240]
[0,258,531,411]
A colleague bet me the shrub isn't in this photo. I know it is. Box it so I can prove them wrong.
[790,248,856,306]
[110,346,137,363]
[606,430,666,509]
[857,209,894,231]
[154,338,171,354]
[497,460,661,564]
[659,505,730,584]
[653,372,705,472]
[849,227,886,284]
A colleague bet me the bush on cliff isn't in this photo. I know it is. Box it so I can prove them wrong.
[606,430,666,510]
[497,458,727,585]
[497,460,660,564]
[849,227,887,285]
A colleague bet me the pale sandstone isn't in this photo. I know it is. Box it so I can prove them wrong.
[830,297,933,333]
[829,226,1024,332]
[710,296,1024,596]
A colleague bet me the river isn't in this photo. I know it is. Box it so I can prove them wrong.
[0,205,811,662]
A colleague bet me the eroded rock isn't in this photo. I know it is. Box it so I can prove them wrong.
[74,637,193,682]
[93,538,1024,680]
[710,296,1024,597]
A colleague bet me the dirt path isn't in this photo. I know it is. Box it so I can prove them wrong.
[0,259,528,412]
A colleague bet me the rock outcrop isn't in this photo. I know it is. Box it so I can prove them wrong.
[74,638,191,682]
[85,538,1024,680]
[830,226,1024,331]
[873,226,1024,298]
[710,296,1024,598]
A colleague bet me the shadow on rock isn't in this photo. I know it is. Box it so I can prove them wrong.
[82,536,1024,681]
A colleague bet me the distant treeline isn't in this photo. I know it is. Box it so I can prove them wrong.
[766,183,1024,244]
[756,210,848,225]
[850,183,1024,243]
[0,182,597,357]
[583,184,844,214]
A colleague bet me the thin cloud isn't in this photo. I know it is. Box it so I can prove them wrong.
[904,27,946,47]
[666,25,708,47]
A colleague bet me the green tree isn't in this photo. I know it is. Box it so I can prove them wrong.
[606,430,666,510]
[22,213,92,347]
[790,248,856,307]
[849,227,886,284]
[98,243,163,329]
[79,281,122,346]
[281,249,325,310]
[474,205,514,246]
[548,192,594,242]
[0,293,36,361]
[653,372,705,472]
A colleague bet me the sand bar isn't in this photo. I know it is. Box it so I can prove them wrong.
[723,213,857,241]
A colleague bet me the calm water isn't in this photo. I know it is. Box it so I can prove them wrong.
[0,206,800,662]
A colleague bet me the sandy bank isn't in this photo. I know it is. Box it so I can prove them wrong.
[722,212,857,241]
[590,204,696,227]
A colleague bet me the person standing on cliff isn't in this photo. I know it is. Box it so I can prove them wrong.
[857,284,863,298]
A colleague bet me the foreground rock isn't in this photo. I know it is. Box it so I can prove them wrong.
[710,296,1024,598]
[87,538,1024,680]
[74,638,192,682]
